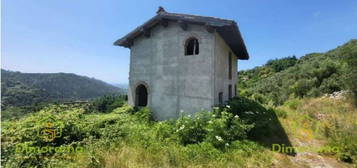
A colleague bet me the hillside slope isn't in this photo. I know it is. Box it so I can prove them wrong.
[1,96,355,167]
[1,70,124,108]
[1,40,356,167]
[238,39,357,105]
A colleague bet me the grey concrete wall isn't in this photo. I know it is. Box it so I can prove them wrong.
[213,33,238,105]
[128,22,215,120]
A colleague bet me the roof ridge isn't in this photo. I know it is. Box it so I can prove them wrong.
[114,9,249,60]
[162,12,235,23]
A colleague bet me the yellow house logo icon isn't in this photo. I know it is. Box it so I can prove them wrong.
[37,116,64,142]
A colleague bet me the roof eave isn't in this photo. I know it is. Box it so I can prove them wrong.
[113,12,249,60]
[114,15,162,47]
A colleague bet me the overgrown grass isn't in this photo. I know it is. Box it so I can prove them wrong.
[278,97,357,163]
[2,96,355,167]
[1,99,274,168]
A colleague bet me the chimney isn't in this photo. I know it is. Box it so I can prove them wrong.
[156,6,166,14]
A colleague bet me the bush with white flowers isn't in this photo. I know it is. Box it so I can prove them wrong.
[173,107,253,149]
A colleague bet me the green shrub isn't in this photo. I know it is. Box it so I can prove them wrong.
[173,109,253,149]
[307,87,321,97]
[266,56,298,72]
[325,125,357,163]
[228,96,272,134]
[153,121,176,141]
[174,114,208,145]
[1,105,87,167]
[343,40,357,106]
[85,95,126,113]
[251,93,267,104]
[229,96,267,115]
[203,110,253,149]
[134,107,152,122]
[274,108,288,118]
[284,99,300,110]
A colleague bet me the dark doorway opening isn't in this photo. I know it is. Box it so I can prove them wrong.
[136,84,148,106]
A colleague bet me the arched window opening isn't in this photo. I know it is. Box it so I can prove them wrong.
[228,84,232,99]
[135,84,148,106]
[185,38,199,55]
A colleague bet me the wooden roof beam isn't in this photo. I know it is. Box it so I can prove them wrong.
[126,38,133,47]
[160,19,168,27]
[205,24,215,33]
[140,27,151,38]
[178,20,188,31]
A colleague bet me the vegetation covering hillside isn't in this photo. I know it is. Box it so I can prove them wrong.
[1,70,124,119]
[238,39,357,105]
[1,40,356,168]
[1,96,355,167]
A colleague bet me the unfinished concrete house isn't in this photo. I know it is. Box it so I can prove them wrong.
[114,7,249,120]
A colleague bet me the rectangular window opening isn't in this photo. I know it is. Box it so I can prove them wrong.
[219,92,223,104]
[228,52,232,80]
[228,85,232,99]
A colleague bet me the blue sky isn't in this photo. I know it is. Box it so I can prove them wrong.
[2,0,357,84]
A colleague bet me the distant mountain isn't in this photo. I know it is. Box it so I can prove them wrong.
[111,83,129,90]
[1,70,125,108]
